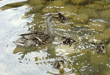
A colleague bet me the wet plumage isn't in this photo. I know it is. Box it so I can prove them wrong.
[62,37,76,47]
[53,60,64,69]
[95,44,106,53]
[55,13,67,23]
[14,13,67,47]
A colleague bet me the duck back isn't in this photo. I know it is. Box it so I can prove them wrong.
[14,31,54,47]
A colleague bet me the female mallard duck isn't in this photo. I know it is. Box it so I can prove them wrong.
[14,13,67,47]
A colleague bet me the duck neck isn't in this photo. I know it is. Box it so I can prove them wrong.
[46,19,54,38]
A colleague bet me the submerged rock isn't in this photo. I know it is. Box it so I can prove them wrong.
[99,9,110,21]
[88,33,109,43]
[85,4,104,10]
[29,4,44,13]
[71,0,88,4]
[78,7,99,18]
[106,43,110,57]
[72,13,89,23]
[59,5,78,18]
[94,0,110,5]
[56,24,71,30]
[73,24,88,27]
[90,54,108,65]
[104,28,110,35]
[88,27,110,43]
[104,4,110,10]
[41,4,58,13]
[89,49,98,56]
[52,0,65,7]
[88,22,105,32]
[105,70,110,75]
[29,0,46,6]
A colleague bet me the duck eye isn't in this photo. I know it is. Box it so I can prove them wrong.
[102,46,105,49]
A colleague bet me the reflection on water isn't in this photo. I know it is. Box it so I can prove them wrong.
[0,0,27,7]
[1,0,110,75]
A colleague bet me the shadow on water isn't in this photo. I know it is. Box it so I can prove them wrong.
[13,43,56,59]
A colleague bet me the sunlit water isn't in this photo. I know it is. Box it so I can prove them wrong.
[0,1,63,74]
[0,0,27,7]
[0,0,110,75]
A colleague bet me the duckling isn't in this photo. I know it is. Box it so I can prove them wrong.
[55,37,76,55]
[53,60,64,69]
[14,13,67,47]
[62,37,76,47]
[95,44,106,53]
[55,13,67,23]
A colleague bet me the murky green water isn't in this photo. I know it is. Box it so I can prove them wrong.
[0,0,110,75]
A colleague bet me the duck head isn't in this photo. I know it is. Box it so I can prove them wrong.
[53,60,64,69]
[95,44,106,53]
